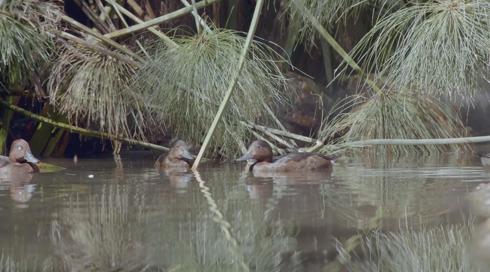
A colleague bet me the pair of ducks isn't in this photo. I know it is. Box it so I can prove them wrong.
[156,140,334,173]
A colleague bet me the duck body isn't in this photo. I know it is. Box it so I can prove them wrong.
[155,140,196,173]
[0,139,40,180]
[238,140,334,174]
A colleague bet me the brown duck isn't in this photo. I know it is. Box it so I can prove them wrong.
[155,140,196,172]
[237,140,335,174]
[0,139,40,179]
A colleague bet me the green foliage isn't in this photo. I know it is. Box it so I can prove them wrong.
[48,43,153,139]
[134,29,290,158]
[351,0,490,100]
[319,91,470,156]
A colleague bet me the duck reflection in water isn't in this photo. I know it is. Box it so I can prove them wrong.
[155,140,196,191]
[237,140,335,177]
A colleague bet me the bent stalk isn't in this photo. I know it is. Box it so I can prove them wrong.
[0,99,168,152]
[192,0,265,169]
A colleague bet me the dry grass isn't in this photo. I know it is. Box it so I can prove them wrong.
[0,0,61,86]
[48,41,154,139]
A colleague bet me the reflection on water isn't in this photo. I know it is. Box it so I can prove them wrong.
[0,154,487,271]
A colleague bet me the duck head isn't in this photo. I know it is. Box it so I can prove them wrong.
[168,140,196,165]
[237,140,273,165]
[9,139,39,166]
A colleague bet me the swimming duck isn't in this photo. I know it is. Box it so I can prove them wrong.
[237,140,335,174]
[155,140,196,172]
[0,139,40,179]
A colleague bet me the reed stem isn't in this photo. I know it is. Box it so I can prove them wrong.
[192,0,265,169]
[0,99,168,152]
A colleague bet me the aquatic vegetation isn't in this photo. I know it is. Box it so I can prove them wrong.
[48,42,153,139]
[0,0,60,86]
[134,29,291,157]
[318,91,470,156]
[337,224,477,272]
[351,0,490,101]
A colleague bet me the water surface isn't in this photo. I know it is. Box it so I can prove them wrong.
[0,153,487,271]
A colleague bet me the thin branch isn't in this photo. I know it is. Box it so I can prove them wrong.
[107,0,178,48]
[262,102,298,147]
[72,0,110,33]
[180,0,212,33]
[347,136,490,146]
[242,122,294,149]
[105,0,220,39]
[107,0,150,58]
[244,122,318,144]
[59,31,141,67]
[61,15,144,63]
[95,0,116,31]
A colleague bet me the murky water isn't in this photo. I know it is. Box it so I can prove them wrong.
[0,153,488,271]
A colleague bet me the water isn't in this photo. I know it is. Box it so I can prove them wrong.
[0,153,488,271]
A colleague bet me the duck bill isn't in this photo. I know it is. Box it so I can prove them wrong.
[23,151,40,165]
[180,150,196,164]
[237,153,252,162]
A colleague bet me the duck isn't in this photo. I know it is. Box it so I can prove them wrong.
[237,140,335,174]
[0,139,40,179]
[155,140,196,172]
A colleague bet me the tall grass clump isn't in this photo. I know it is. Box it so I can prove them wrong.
[48,42,153,139]
[351,0,490,101]
[318,91,470,156]
[338,224,476,272]
[134,29,290,157]
[0,0,60,86]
